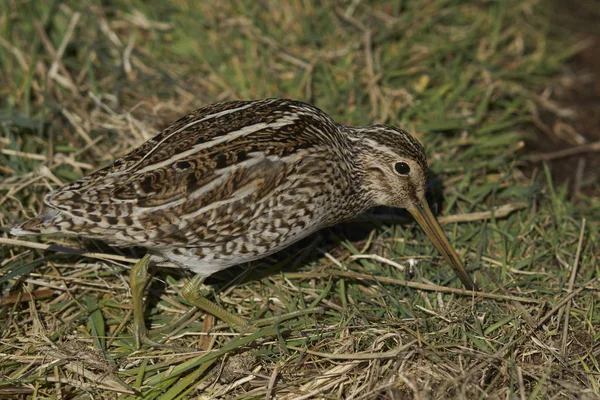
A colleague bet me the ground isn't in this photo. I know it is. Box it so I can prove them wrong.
[1,1,599,399]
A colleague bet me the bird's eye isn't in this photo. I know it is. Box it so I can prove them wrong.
[394,162,411,175]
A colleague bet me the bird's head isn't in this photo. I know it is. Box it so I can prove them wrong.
[352,125,428,210]
[350,125,476,290]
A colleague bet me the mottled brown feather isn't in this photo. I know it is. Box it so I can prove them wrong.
[12,98,430,276]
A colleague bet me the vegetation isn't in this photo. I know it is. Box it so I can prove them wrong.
[1,0,598,398]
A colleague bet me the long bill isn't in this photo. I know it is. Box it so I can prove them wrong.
[407,198,476,291]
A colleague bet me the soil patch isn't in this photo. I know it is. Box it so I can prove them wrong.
[524,2,600,194]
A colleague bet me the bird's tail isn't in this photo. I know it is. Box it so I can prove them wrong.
[10,209,64,236]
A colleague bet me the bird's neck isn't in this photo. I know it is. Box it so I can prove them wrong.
[339,126,380,213]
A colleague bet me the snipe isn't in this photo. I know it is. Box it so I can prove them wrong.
[12,98,475,345]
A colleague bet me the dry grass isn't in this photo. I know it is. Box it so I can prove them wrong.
[1,1,599,399]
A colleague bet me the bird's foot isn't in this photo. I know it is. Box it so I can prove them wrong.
[183,275,324,335]
[182,275,249,332]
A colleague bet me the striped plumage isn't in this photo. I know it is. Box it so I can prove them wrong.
[12,99,438,276]
[13,97,477,340]
[13,98,476,340]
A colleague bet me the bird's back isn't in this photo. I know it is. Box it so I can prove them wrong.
[12,99,360,258]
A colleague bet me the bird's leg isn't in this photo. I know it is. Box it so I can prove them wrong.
[182,275,248,332]
[129,255,209,347]
[131,258,321,345]
[129,254,162,348]
[130,254,246,345]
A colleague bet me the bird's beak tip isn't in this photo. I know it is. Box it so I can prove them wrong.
[407,198,476,290]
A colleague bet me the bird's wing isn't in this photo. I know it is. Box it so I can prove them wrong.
[42,99,335,246]
[154,154,295,247]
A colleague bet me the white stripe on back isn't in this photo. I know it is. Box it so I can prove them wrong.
[133,102,259,168]
[135,116,298,175]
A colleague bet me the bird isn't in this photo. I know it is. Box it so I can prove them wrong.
[11,98,475,345]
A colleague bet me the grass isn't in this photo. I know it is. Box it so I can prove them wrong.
[1,0,599,398]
